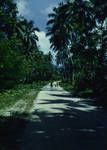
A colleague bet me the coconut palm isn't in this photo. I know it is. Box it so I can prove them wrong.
[16,18,39,56]
[46,2,71,52]
[47,0,106,89]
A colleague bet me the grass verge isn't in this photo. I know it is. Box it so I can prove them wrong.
[0,81,47,116]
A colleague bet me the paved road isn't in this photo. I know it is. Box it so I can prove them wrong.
[1,83,107,150]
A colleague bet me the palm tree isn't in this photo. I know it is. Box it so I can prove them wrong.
[16,18,39,56]
[46,0,102,87]
[46,2,71,52]
[46,2,73,81]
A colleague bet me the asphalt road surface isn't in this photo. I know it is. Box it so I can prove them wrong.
[1,83,107,150]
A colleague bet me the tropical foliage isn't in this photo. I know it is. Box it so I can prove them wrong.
[0,0,54,90]
[47,0,107,100]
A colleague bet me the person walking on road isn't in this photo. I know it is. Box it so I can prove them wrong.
[50,81,53,88]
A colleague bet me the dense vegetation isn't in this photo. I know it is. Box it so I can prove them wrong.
[47,0,107,102]
[0,0,54,90]
[1,0,107,105]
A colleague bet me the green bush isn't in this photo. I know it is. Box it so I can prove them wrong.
[0,37,30,89]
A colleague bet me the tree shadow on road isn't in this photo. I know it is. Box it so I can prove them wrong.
[0,96,107,150]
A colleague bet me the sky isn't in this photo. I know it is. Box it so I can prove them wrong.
[16,0,62,54]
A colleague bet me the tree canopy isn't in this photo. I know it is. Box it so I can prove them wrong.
[47,0,107,100]
[0,0,54,90]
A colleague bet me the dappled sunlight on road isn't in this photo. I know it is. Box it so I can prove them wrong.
[31,84,98,115]
[0,83,107,150]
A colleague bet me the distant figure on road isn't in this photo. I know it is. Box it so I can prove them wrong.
[55,81,59,87]
[50,82,53,88]
[50,81,60,88]
[57,82,59,87]
[53,81,57,87]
